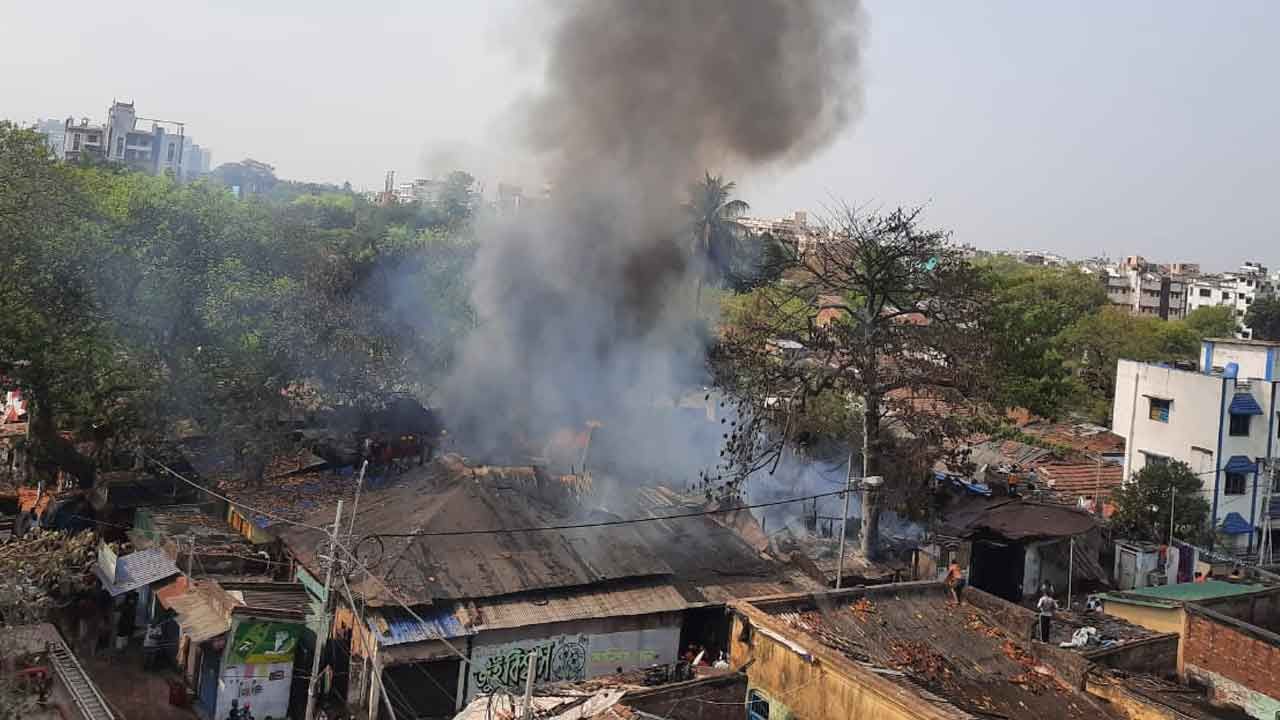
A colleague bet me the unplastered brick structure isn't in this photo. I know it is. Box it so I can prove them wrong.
[1182,603,1280,718]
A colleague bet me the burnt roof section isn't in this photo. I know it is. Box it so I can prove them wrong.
[282,455,672,607]
[749,584,1119,719]
[625,487,823,604]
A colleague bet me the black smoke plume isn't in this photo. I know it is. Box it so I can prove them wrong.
[443,0,865,473]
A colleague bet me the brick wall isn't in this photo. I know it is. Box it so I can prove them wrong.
[1183,605,1280,712]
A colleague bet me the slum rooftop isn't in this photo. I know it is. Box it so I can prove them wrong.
[739,583,1121,719]
[280,454,820,611]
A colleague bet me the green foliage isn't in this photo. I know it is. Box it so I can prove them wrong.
[0,122,478,485]
[978,258,1229,423]
[685,172,750,293]
[1111,461,1211,545]
[1245,295,1280,341]
[1183,305,1238,340]
[1057,306,1200,422]
[981,261,1107,418]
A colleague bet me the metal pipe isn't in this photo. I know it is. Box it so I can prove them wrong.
[1067,537,1074,608]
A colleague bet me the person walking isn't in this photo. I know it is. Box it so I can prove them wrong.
[944,560,967,605]
[1036,591,1057,643]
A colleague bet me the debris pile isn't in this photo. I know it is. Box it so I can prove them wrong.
[0,529,109,622]
[889,640,955,683]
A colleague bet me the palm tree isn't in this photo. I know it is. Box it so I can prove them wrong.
[684,172,750,311]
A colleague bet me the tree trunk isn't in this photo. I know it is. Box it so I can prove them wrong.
[862,390,881,477]
[693,222,710,315]
[27,387,95,489]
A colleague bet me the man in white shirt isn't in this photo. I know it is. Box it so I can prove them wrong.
[1036,592,1057,642]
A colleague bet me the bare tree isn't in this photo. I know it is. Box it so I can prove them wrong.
[716,206,993,505]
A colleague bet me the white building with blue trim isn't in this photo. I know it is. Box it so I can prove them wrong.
[1112,337,1280,554]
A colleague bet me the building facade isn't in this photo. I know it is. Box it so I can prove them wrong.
[62,117,105,162]
[1112,338,1280,553]
[104,101,185,177]
[1186,263,1273,339]
[1103,268,1188,320]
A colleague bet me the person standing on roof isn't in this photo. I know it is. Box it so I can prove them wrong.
[944,559,966,605]
[1036,591,1057,643]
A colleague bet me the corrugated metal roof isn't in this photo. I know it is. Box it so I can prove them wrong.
[1103,579,1268,606]
[167,584,232,642]
[366,606,471,646]
[221,582,310,617]
[628,487,824,604]
[471,579,687,631]
[282,457,672,607]
[94,548,180,597]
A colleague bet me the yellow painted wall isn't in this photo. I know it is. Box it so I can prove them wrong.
[729,614,950,720]
[1085,676,1180,720]
[1103,602,1185,637]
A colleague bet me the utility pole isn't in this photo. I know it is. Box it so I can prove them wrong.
[305,499,344,720]
[835,447,855,590]
[1168,486,1176,548]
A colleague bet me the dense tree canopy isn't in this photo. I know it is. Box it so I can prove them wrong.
[0,123,475,485]
[1245,296,1280,341]
[1111,460,1211,545]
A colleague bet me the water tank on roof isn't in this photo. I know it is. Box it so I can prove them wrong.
[1224,362,1239,379]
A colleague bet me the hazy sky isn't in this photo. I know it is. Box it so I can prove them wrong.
[2,1,1277,268]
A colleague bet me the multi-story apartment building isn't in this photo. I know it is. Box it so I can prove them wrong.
[61,117,105,162]
[1113,337,1280,554]
[737,211,829,256]
[104,101,185,177]
[1186,263,1273,339]
[182,137,212,177]
[1103,268,1187,320]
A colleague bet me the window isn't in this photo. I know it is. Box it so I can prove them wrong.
[116,137,124,155]
[747,691,770,720]
[1230,414,1252,436]
[1198,288,1211,297]
[1223,292,1233,300]
[72,134,81,150]
[1238,309,1246,318]
[1225,472,1247,495]
[88,133,99,142]
[1273,471,1280,494]
[1149,398,1171,422]
[167,142,175,162]
[1246,296,1253,305]
[1142,451,1170,468]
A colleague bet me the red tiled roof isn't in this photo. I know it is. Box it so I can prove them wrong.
[1020,421,1125,455]
[1037,462,1125,499]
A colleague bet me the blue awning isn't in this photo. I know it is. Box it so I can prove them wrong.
[1229,393,1264,416]
[1224,455,1258,474]
[1220,512,1254,535]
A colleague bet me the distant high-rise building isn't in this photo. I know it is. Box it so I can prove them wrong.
[181,136,212,177]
